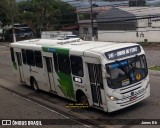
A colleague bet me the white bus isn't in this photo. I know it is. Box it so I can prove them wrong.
[10,38,150,112]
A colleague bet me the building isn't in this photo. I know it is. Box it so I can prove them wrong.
[76,0,129,41]
[68,0,128,9]
[77,6,112,41]
[97,7,160,42]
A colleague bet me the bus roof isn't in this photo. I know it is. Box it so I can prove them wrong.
[10,38,140,55]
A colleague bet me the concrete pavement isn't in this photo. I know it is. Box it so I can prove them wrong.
[145,50,160,67]
[0,87,88,128]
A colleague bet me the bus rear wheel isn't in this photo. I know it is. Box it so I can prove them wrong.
[31,78,39,92]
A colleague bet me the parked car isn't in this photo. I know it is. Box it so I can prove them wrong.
[4,27,34,42]
[65,34,79,39]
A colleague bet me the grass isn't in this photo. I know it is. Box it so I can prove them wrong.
[149,66,160,71]
[138,42,159,46]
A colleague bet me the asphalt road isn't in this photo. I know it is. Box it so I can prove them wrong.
[0,44,160,128]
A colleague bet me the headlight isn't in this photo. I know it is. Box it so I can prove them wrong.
[109,96,118,101]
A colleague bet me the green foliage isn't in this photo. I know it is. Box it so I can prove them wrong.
[0,0,17,26]
[149,66,160,71]
[17,0,77,34]
[0,0,77,37]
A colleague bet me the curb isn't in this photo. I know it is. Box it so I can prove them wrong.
[0,42,10,47]
[149,69,160,76]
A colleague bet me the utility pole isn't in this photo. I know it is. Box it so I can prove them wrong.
[90,0,94,41]
[11,19,16,42]
[0,7,16,42]
[10,0,16,42]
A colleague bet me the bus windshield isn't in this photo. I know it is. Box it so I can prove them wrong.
[105,55,148,89]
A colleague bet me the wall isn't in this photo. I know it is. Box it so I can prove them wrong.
[41,31,72,39]
[98,17,160,43]
[98,28,160,43]
[79,25,92,41]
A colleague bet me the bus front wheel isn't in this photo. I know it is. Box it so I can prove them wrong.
[80,95,88,105]
[77,91,88,105]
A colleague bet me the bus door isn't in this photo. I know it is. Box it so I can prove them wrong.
[45,57,56,92]
[87,63,104,107]
[15,52,25,82]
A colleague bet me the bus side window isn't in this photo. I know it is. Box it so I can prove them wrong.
[10,48,15,62]
[58,54,71,74]
[26,50,35,66]
[70,56,84,77]
[35,51,43,68]
[53,53,58,72]
[22,49,26,64]
[46,57,53,73]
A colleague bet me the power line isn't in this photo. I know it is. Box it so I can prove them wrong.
[77,6,160,16]
[96,7,160,18]
[78,14,160,24]
[77,27,160,35]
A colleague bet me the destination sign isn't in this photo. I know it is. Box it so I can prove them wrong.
[105,45,141,60]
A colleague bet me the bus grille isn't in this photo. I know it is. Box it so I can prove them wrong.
[116,82,146,106]
[117,91,146,106]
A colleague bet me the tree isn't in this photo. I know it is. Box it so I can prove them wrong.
[0,0,18,26]
[18,0,77,37]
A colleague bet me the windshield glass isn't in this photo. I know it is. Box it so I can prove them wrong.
[105,55,148,89]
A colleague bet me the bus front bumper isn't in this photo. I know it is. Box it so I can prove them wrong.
[107,85,150,113]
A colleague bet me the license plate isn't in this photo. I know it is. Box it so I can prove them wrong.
[130,96,137,101]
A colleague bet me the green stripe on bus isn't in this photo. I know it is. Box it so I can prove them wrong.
[57,72,75,100]
[42,47,48,52]
[55,48,69,55]
[42,47,69,55]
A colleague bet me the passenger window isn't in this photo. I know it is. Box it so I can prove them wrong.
[16,52,22,66]
[58,54,71,74]
[35,51,43,68]
[53,53,58,72]
[22,49,26,64]
[88,63,96,83]
[26,50,35,66]
[46,57,53,73]
[10,48,15,62]
[70,56,84,77]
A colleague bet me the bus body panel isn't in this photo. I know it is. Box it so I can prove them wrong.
[83,56,107,110]
[14,48,25,83]
[9,39,150,113]
[107,82,150,112]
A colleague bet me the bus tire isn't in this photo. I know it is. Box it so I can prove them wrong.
[77,91,88,105]
[80,95,88,105]
[31,78,39,92]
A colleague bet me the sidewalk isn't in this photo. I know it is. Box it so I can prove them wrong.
[0,87,86,128]
[0,41,10,46]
